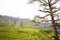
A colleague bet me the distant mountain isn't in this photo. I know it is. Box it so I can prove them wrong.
[0,15,30,23]
[0,15,52,29]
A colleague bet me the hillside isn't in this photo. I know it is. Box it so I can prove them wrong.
[0,27,58,40]
[0,15,30,22]
[0,15,59,30]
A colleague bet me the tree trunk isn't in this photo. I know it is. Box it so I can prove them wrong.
[50,13,59,40]
[48,0,59,40]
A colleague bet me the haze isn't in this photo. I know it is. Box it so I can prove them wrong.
[0,0,46,19]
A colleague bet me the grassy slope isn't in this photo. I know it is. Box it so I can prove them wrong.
[0,27,60,40]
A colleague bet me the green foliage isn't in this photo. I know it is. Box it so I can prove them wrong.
[0,27,60,40]
[31,20,36,22]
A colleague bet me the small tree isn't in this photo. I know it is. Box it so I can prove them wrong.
[28,0,60,40]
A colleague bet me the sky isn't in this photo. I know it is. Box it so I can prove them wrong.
[0,0,46,19]
[0,0,60,20]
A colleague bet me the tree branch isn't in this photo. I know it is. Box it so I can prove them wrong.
[42,0,48,4]
[53,8,60,13]
[28,0,36,3]
[51,0,60,5]
[38,0,48,6]
[40,19,60,22]
[43,14,50,18]
[50,0,52,3]
[38,10,50,13]
[52,6,58,9]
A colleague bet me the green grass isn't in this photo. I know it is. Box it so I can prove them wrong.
[0,26,60,40]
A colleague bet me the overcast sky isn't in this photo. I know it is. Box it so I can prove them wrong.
[0,0,60,19]
[0,0,46,19]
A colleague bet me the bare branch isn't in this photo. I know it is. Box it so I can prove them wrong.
[28,0,36,3]
[42,0,48,4]
[52,6,58,9]
[38,0,48,6]
[51,0,60,5]
[43,14,50,18]
[41,19,60,22]
[48,0,52,3]
[50,0,52,3]
[39,10,50,13]
[53,8,60,13]
[42,12,60,18]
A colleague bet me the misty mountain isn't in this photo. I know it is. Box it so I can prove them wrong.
[0,15,30,23]
[0,15,52,29]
